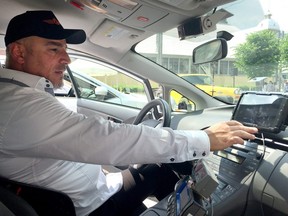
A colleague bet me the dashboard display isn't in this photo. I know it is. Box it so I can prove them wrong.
[231,92,288,133]
[215,150,245,164]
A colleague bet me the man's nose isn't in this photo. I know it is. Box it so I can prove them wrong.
[60,50,71,65]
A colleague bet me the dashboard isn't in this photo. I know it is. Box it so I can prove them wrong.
[141,93,288,216]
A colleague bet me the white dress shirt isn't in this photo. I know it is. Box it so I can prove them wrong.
[0,68,210,216]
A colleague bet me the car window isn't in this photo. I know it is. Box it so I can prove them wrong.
[170,90,195,111]
[135,0,288,107]
[0,51,5,67]
[180,74,212,85]
[135,29,241,105]
[67,57,149,109]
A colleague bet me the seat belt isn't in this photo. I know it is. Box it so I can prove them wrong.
[0,78,29,87]
[0,77,54,96]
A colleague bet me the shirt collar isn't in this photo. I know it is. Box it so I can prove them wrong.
[0,67,54,95]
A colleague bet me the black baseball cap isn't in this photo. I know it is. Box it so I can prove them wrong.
[5,10,86,46]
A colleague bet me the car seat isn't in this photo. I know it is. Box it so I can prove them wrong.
[0,176,76,216]
[0,185,38,216]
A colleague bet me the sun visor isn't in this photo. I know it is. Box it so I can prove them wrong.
[89,19,144,48]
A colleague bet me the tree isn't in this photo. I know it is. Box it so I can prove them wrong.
[234,30,280,79]
[280,34,288,69]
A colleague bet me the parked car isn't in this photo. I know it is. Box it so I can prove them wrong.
[1,0,288,216]
[179,73,241,103]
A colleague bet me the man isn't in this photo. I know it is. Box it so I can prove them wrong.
[0,11,257,216]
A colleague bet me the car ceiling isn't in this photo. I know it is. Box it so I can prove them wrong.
[0,0,236,63]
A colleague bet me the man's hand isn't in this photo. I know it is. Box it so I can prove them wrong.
[204,120,258,151]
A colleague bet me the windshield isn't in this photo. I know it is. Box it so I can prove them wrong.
[180,75,212,85]
[135,0,288,105]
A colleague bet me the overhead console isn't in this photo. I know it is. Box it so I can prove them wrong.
[70,0,239,50]
[70,0,236,29]
[72,0,170,49]
[72,0,169,28]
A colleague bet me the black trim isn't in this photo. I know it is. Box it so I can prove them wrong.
[0,77,55,96]
[0,78,29,87]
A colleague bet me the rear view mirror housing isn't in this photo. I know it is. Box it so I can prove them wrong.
[193,38,228,65]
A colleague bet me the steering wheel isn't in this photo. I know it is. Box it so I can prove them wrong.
[115,99,171,171]
[133,98,171,127]
[132,99,193,175]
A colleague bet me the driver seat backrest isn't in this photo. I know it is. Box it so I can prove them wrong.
[0,185,38,216]
[0,176,76,216]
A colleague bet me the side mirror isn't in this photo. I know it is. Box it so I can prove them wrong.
[94,86,108,96]
[94,86,108,101]
[193,38,228,64]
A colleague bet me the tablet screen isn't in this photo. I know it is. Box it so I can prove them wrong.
[231,92,288,133]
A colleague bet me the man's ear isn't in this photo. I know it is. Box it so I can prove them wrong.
[10,42,25,64]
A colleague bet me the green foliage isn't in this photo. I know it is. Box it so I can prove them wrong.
[280,34,288,69]
[234,30,280,79]
[112,84,144,93]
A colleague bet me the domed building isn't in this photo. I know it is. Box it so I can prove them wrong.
[257,11,281,33]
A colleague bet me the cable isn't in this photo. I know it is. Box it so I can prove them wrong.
[259,133,267,215]
[241,134,266,216]
[209,196,214,216]
[259,133,277,216]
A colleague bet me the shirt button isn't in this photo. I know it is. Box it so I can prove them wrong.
[202,152,206,156]
[170,158,175,162]
[193,152,197,157]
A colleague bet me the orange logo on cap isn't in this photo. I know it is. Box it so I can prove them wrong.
[43,18,61,25]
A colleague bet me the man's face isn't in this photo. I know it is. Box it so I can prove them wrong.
[20,36,71,88]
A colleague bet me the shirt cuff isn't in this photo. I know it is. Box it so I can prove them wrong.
[176,130,211,160]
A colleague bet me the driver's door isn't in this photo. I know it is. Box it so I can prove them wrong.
[58,54,152,124]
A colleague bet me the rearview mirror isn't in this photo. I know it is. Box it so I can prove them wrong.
[193,38,227,64]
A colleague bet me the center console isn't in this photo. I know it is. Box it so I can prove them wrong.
[140,140,268,216]
[206,141,267,206]
[141,92,288,216]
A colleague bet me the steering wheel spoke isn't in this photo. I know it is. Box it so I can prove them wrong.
[133,99,171,127]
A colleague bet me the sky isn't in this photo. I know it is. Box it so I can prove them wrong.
[260,0,288,32]
[221,0,288,32]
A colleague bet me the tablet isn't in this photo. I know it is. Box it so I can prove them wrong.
[231,92,288,133]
